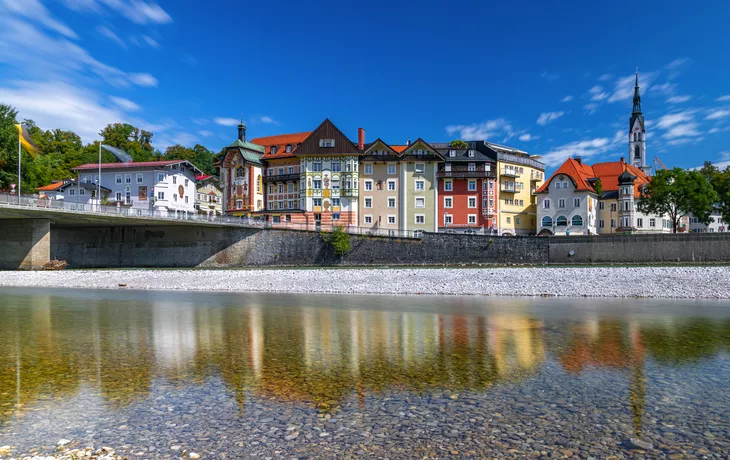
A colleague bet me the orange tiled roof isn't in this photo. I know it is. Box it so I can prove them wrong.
[537,158,650,198]
[35,181,67,191]
[536,158,596,193]
[251,132,311,160]
[391,145,408,153]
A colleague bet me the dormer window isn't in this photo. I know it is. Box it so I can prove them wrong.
[271,146,278,155]
[285,144,292,153]
[449,150,456,157]
[468,150,475,157]
[319,139,335,148]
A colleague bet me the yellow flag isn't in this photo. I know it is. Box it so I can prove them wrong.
[15,123,38,157]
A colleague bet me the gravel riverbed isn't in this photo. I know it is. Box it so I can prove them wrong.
[1,266,730,298]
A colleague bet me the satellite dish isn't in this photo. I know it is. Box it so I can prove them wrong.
[101,145,133,163]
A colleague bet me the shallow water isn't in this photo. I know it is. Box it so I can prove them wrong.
[0,288,729,458]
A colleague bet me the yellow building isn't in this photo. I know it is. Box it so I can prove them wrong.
[488,142,545,236]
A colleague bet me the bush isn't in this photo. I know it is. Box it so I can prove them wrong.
[323,226,351,256]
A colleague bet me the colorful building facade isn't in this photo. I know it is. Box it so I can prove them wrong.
[219,122,266,217]
[399,139,442,234]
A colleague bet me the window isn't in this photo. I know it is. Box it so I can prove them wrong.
[468,150,475,158]
[319,139,335,147]
[137,173,143,184]
[388,215,396,225]
[288,183,296,193]
[637,218,643,227]
[278,184,285,193]
[185,179,189,187]
[269,184,275,194]
[448,150,456,157]
[444,180,453,191]
[79,188,85,195]
[574,198,580,207]
[286,214,292,222]
[468,197,476,208]
[542,216,553,227]
[271,146,278,155]
[610,203,616,212]
[516,217,521,225]
[468,180,477,191]
[364,164,373,175]
[364,197,372,208]
[314,179,323,190]
[365,215,373,224]
[468,214,477,224]
[634,145,641,159]
[332,198,340,207]
[158,173,166,182]
[415,163,425,174]
[415,197,425,208]
[157,191,165,200]
[468,163,476,172]
[332,161,341,172]
[388,197,396,208]
[173,193,178,201]
[506,217,511,224]
[387,180,396,191]
[115,191,121,201]
[288,166,295,175]
[387,164,396,175]
[599,201,604,210]
[415,215,425,224]
[288,200,295,209]
[543,199,551,209]
[599,220,605,228]
[556,216,568,226]
[312,161,322,172]
[415,180,425,191]
[611,219,615,228]
[236,199,243,208]
[115,174,122,184]
[332,178,340,190]
[286,144,292,153]
[185,196,189,204]
[444,197,453,208]
[364,180,373,191]
[559,199,566,208]
[313,198,322,207]
[571,215,583,226]
[172,176,177,185]
[649,218,656,227]
[331,212,340,221]
[519,200,524,206]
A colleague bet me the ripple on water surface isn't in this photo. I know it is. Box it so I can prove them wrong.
[0,288,729,458]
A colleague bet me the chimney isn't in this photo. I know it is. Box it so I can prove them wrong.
[574,156,582,165]
[620,156,625,164]
[357,127,365,150]
[238,121,246,142]
[407,138,411,146]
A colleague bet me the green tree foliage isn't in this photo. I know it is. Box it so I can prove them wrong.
[164,144,215,175]
[638,168,718,233]
[448,140,468,149]
[100,123,155,162]
[711,167,730,228]
[593,177,603,198]
[322,226,351,256]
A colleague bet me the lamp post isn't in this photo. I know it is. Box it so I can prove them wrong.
[17,130,21,205]
[98,141,102,212]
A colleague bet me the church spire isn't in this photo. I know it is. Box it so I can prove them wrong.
[632,68,642,114]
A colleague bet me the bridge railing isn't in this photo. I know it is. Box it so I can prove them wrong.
[0,193,422,238]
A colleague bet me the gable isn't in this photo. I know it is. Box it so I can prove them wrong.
[294,119,360,156]
[400,138,443,161]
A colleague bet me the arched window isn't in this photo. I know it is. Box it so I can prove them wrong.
[541,216,553,227]
[571,215,583,226]
[285,144,292,153]
[634,145,641,159]
[271,146,278,155]
[236,167,245,178]
[556,216,568,226]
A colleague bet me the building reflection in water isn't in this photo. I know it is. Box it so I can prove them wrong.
[1,292,729,426]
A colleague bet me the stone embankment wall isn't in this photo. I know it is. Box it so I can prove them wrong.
[49,225,730,268]
[0,219,51,270]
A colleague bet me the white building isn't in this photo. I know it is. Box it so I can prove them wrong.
[688,208,729,233]
[71,160,202,216]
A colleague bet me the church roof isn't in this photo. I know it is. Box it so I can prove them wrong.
[537,158,650,198]
[227,138,265,153]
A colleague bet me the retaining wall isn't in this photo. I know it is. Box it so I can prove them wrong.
[0,219,51,270]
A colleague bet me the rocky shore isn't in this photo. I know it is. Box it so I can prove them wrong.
[1,266,730,298]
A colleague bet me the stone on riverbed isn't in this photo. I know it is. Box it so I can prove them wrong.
[624,438,653,450]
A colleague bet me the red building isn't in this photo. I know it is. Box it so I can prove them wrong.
[432,141,498,235]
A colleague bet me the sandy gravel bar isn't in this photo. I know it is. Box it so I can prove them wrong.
[2,266,730,298]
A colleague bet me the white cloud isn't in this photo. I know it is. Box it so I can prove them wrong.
[664,123,701,139]
[716,95,730,102]
[607,72,656,103]
[561,95,573,102]
[0,80,123,142]
[129,73,158,87]
[598,73,613,81]
[709,126,730,134]
[692,152,730,171]
[2,0,79,39]
[96,25,126,48]
[445,118,515,141]
[198,130,213,137]
[536,111,564,126]
[171,132,199,146]
[62,0,172,24]
[584,103,599,114]
[666,58,690,70]
[541,71,559,81]
[260,115,278,125]
[667,137,704,146]
[656,111,695,129]
[540,138,612,167]
[142,35,160,48]
[651,82,676,95]
[518,133,537,142]
[705,109,730,120]
[109,96,140,111]
[666,95,692,104]
[589,85,609,101]
[214,117,240,127]
[191,118,210,126]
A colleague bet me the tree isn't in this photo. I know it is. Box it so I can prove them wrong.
[713,168,730,229]
[164,144,197,162]
[638,168,717,233]
[593,178,603,198]
[448,140,468,149]
[100,123,155,162]
[192,144,215,175]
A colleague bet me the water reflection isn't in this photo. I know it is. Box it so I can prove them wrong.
[1,290,730,431]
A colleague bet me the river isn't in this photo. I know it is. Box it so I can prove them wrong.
[1,288,729,458]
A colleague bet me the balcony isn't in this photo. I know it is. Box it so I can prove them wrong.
[263,173,300,182]
[530,171,544,181]
[501,168,521,177]
[437,167,496,179]
[500,185,518,193]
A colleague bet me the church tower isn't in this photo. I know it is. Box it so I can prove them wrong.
[629,70,650,175]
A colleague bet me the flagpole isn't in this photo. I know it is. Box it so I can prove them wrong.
[17,127,21,205]
[98,142,102,212]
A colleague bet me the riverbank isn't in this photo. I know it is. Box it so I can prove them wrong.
[2,266,730,298]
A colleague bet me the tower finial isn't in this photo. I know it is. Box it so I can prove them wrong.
[635,67,639,87]
[632,68,641,114]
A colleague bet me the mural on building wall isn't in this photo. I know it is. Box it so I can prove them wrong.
[138,186,148,201]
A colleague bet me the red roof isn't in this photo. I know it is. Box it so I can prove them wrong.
[391,145,408,153]
[251,132,311,160]
[537,158,650,198]
[196,174,212,181]
[35,181,67,191]
[73,160,192,171]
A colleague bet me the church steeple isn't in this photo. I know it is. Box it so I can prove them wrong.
[632,69,642,114]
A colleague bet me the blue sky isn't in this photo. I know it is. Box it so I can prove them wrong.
[1,0,729,172]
